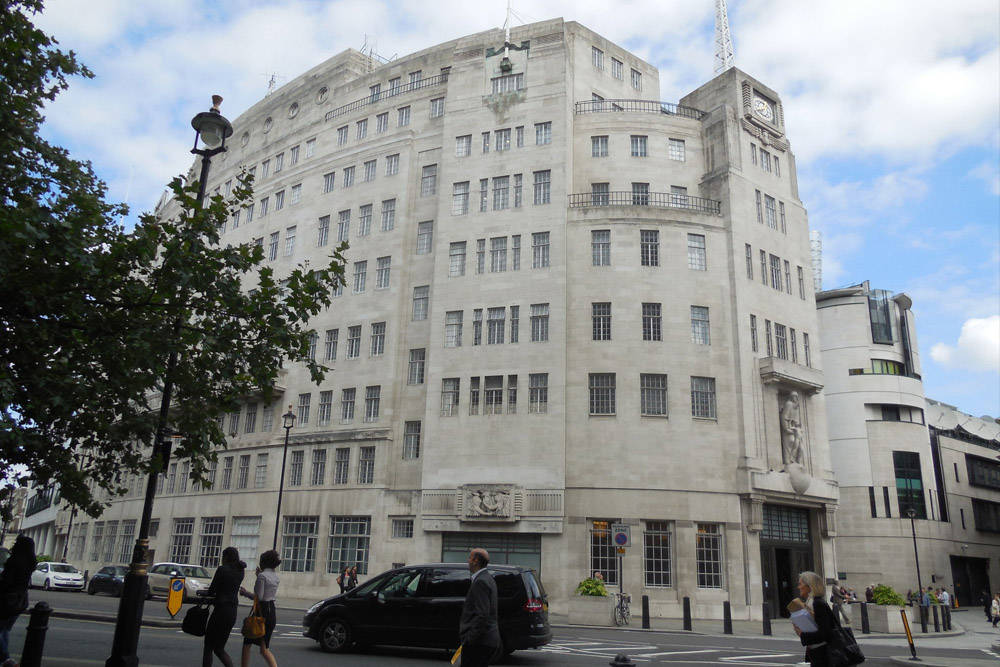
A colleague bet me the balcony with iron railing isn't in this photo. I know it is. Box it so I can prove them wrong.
[568,191,722,215]
[574,99,705,119]
[324,73,450,122]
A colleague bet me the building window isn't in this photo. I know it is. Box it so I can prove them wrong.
[592,135,608,157]
[750,314,758,353]
[441,378,460,416]
[364,387,380,422]
[779,201,787,233]
[421,165,437,197]
[343,166,355,187]
[221,457,233,490]
[282,226,296,256]
[244,403,258,433]
[775,324,788,360]
[591,182,610,205]
[642,303,662,341]
[611,58,623,79]
[346,325,361,359]
[310,449,326,486]
[971,499,1000,533]
[745,244,753,279]
[363,160,377,182]
[966,455,1000,490]
[523,233,549,271]
[670,185,689,208]
[416,221,433,254]
[336,210,350,242]
[370,322,385,357]
[237,454,250,489]
[630,68,642,90]
[170,518,194,563]
[254,454,268,488]
[592,302,612,341]
[691,306,710,345]
[484,376,504,415]
[640,230,659,267]
[790,328,798,363]
[765,195,777,229]
[687,234,706,270]
[352,260,367,293]
[228,517,260,564]
[356,119,368,140]
[592,230,611,266]
[430,97,445,118]
[449,242,467,277]
[590,520,620,585]
[755,190,763,224]
[334,449,349,484]
[318,391,333,427]
[630,135,648,157]
[695,524,724,588]
[340,388,355,423]
[288,451,304,487]
[445,311,463,347]
[392,519,414,538]
[643,521,673,586]
[770,254,782,291]
[533,170,551,204]
[288,145,299,165]
[408,349,425,385]
[798,266,806,299]
[492,176,510,211]
[510,306,519,343]
[398,106,410,126]
[375,256,390,289]
[456,135,472,157]
[632,182,649,205]
[592,46,604,69]
[356,205,372,237]
[317,215,331,247]
[491,73,524,93]
[403,421,421,459]
[375,111,389,133]
[245,203,254,224]
[527,373,549,413]
[337,126,348,145]
[482,131,490,153]
[327,516,371,575]
[259,197,269,218]
[448,182,470,216]
[765,319,773,356]
[691,377,717,419]
[589,373,616,415]
[495,128,511,152]
[282,516,318,572]
[406,284,428,321]
[669,138,685,161]
[535,122,552,145]
[641,374,668,417]
[893,451,927,519]
[385,154,399,176]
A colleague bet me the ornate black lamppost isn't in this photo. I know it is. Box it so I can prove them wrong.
[907,506,923,602]
[106,97,232,667]
[272,407,297,550]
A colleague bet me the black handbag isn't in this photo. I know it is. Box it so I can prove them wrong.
[826,622,864,666]
[182,603,210,637]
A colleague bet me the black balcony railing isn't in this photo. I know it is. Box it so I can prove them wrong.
[325,73,450,122]
[574,99,705,119]
[569,191,722,214]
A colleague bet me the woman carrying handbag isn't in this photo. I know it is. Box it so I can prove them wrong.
[239,550,281,667]
[793,571,864,667]
[202,547,247,667]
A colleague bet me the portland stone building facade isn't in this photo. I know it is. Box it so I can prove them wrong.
[71,18,838,620]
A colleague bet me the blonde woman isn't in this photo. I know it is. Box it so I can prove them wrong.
[793,571,837,667]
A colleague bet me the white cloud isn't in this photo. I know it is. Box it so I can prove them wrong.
[930,316,1000,372]
[969,161,1000,196]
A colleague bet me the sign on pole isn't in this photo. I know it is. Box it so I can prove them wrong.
[611,523,630,548]
[167,577,185,618]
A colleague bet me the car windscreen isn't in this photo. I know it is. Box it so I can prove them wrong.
[50,564,79,573]
[182,566,210,578]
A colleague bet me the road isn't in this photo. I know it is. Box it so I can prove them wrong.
[6,590,998,666]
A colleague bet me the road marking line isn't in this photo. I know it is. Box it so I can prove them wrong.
[720,654,795,661]
[637,649,721,657]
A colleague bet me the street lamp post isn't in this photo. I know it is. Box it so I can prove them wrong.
[906,507,923,601]
[273,407,297,550]
[106,97,232,667]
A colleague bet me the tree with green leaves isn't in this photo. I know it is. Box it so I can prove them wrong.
[0,0,347,518]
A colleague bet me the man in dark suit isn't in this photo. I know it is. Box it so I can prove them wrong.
[459,548,500,667]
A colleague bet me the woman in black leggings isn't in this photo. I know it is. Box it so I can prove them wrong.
[240,550,281,667]
[203,547,246,667]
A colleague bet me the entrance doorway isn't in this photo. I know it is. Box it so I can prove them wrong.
[950,555,991,609]
[760,505,814,619]
[441,532,542,575]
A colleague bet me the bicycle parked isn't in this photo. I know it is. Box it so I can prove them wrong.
[614,592,631,626]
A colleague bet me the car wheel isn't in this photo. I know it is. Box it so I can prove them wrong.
[87,584,96,595]
[318,617,352,653]
[43,579,51,591]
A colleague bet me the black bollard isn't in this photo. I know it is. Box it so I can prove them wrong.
[20,601,52,667]
[932,605,940,632]
[609,655,636,667]
[943,604,951,631]
[723,600,733,635]
[641,594,650,629]
[762,603,772,636]
[860,602,870,635]
[683,596,692,631]
[919,605,928,633]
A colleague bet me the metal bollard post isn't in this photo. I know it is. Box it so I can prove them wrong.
[932,605,940,632]
[641,594,650,629]
[683,596,692,631]
[860,602,870,635]
[919,605,928,633]
[723,600,733,635]
[943,604,951,631]
[20,601,52,667]
[762,603,772,636]
[609,655,636,667]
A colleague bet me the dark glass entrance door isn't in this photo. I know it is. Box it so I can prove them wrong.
[760,504,814,619]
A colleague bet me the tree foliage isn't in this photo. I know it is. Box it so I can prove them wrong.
[0,0,347,517]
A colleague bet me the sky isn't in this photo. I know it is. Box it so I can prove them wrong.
[31,0,1000,418]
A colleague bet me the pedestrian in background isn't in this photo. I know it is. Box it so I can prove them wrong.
[240,549,281,667]
[203,546,246,667]
[0,535,36,667]
[348,565,358,590]
[830,580,850,625]
[337,566,349,594]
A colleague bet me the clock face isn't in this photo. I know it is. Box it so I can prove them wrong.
[753,96,774,121]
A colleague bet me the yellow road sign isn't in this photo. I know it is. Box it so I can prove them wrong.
[167,577,185,617]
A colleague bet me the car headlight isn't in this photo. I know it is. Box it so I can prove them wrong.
[306,600,325,615]
[188,580,203,588]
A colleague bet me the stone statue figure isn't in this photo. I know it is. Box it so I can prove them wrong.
[466,489,511,518]
[780,391,805,466]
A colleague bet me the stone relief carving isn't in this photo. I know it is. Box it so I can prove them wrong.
[464,487,512,518]
[780,391,805,466]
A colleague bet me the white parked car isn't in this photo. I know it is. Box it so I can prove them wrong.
[147,562,212,601]
[31,562,85,591]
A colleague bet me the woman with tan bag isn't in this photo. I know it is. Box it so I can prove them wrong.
[239,550,281,667]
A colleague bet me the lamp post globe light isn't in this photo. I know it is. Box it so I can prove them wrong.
[106,98,232,667]
[273,406,297,550]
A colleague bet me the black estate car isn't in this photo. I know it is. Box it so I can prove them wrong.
[302,562,550,660]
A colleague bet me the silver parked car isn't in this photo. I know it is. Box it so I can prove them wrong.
[147,562,212,601]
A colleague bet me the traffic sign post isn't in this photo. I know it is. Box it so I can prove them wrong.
[611,524,630,597]
[167,577,184,618]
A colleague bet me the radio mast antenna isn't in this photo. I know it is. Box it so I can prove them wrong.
[714,0,736,74]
